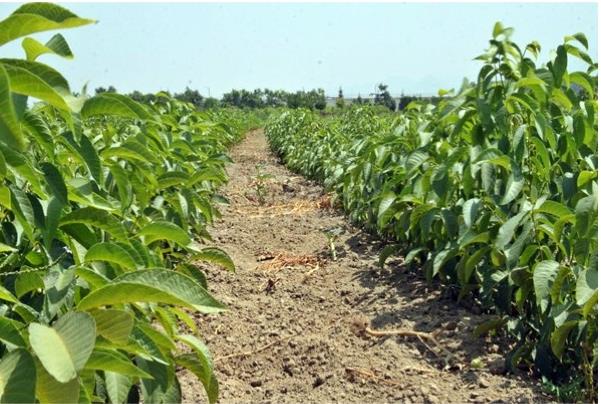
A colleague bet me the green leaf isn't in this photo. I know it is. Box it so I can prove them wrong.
[0,349,36,403]
[576,269,597,308]
[473,317,507,337]
[553,45,568,87]
[377,191,396,227]
[35,359,80,404]
[171,307,198,334]
[15,271,44,298]
[405,150,428,172]
[0,317,26,348]
[176,263,207,290]
[177,334,214,370]
[575,195,596,236]
[90,309,134,345]
[78,269,225,313]
[76,267,109,291]
[102,141,159,164]
[61,223,97,249]
[459,231,489,249]
[495,211,527,250]
[81,93,153,120]
[564,44,594,65]
[460,246,489,285]
[492,21,504,37]
[79,134,103,184]
[191,247,235,272]
[78,369,95,403]
[409,204,435,230]
[0,59,70,110]
[550,321,578,359]
[0,64,25,150]
[530,137,551,172]
[550,88,572,109]
[109,163,132,208]
[139,221,191,246]
[41,162,68,206]
[176,354,219,404]
[499,163,524,205]
[85,242,138,270]
[9,186,36,240]
[550,266,571,304]
[0,3,95,46]
[60,207,128,242]
[433,247,456,278]
[505,221,533,267]
[536,200,572,218]
[28,312,96,383]
[564,32,589,49]
[516,75,546,92]
[136,357,171,401]
[85,349,152,378]
[104,372,131,404]
[157,171,190,189]
[137,323,175,352]
[378,244,399,268]
[0,284,18,304]
[485,155,511,171]
[533,260,560,311]
[22,34,73,61]
[577,170,597,188]
[0,149,8,179]
[186,168,227,187]
[525,41,541,57]
[129,327,168,364]
[44,197,63,250]
[0,243,15,254]
[569,72,594,98]
[462,198,481,228]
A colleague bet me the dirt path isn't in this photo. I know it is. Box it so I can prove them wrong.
[180,130,547,403]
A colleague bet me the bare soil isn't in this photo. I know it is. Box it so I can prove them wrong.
[179,130,549,403]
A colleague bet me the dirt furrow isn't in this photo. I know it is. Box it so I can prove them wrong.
[180,130,547,403]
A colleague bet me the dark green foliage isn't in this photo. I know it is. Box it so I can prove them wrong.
[221,88,327,110]
[265,24,598,398]
[0,3,258,402]
[373,83,396,111]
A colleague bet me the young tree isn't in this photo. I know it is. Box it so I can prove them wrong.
[373,83,396,111]
[128,90,156,104]
[398,93,418,110]
[353,94,369,105]
[174,87,204,109]
[336,87,345,109]
[311,89,327,110]
[95,85,117,94]
[221,89,242,107]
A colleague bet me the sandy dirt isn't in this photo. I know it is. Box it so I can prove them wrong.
[179,130,549,403]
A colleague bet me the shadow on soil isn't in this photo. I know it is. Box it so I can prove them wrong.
[341,227,509,373]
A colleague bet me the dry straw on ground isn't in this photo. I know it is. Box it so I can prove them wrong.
[235,194,334,218]
[255,252,323,272]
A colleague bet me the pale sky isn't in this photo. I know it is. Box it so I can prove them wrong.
[0,2,598,97]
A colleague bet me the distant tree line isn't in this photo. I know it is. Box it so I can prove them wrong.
[95,86,221,109]
[397,94,443,110]
[94,84,442,112]
[355,83,443,111]
[95,86,327,111]
[220,88,328,110]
